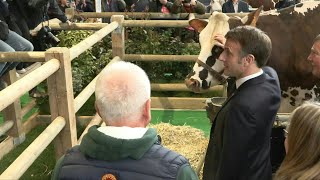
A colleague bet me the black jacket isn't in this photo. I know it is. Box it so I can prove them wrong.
[13,0,67,30]
[222,0,249,13]
[0,1,10,41]
[203,67,281,180]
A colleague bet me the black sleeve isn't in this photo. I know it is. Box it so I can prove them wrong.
[84,1,95,12]
[0,21,9,41]
[47,0,67,22]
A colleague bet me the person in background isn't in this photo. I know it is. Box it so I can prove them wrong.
[51,61,198,180]
[58,0,70,13]
[76,0,95,12]
[307,34,320,79]
[203,26,281,180]
[0,0,34,90]
[167,0,206,14]
[274,101,320,180]
[101,0,126,23]
[222,0,249,13]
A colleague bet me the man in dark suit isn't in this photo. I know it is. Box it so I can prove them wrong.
[222,0,249,13]
[202,26,281,180]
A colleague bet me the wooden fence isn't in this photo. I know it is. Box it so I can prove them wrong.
[0,14,289,179]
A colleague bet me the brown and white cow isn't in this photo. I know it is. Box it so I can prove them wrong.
[185,1,320,112]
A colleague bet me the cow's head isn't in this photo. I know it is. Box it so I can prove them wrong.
[185,7,263,93]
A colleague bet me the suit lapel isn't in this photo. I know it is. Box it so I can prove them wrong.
[212,73,267,124]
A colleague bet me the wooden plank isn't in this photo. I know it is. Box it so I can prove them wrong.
[151,97,207,109]
[46,48,77,159]
[50,23,108,30]
[0,52,45,62]
[151,83,223,92]
[74,12,248,19]
[124,54,198,62]
[2,70,24,144]
[69,21,118,60]
[0,121,13,136]
[111,15,125,59]
[23,112,40,134]
[0,114,41,161]
[0,117,65,180]
[123,20,189,27]
[0,136,14,160]
[0,59,60,112]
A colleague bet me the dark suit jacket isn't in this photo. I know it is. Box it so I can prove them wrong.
[222,0,249,13]
[203,67,281,180]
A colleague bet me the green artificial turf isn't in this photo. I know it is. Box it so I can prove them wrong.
[151,109,211,136]
[0,93,38,125]
[0,125,55,180]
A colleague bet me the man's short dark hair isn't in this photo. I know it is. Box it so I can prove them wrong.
[225,26,272,67]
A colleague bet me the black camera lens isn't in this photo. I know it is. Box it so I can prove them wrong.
[37,26,60,46]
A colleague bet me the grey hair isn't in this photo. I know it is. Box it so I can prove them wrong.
[95,61,150,124]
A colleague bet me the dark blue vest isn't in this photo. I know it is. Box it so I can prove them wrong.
[58,144,189,180]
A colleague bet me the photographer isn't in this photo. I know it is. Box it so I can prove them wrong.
[12,0,70,31]
[9,0,70,51]
[164,0,206,14]
[76,0,95,12]
[101,0,126,23]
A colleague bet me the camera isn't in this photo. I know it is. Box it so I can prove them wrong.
[36,26,60,49]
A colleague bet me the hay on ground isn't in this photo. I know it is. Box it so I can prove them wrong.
[149,123,208,178]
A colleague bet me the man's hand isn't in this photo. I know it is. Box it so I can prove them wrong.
[214,34,226,48]
[66,20,72,26]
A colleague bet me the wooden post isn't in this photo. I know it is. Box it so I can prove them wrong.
[111,15,125,59]
[45,47,77,159]
[2,69,25,145]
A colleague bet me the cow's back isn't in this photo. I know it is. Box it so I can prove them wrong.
[256,2,320,112]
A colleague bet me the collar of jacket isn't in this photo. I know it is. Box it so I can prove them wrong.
[79,125,158,161]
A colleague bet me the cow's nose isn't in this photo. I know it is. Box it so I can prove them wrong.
[185,78,200,93]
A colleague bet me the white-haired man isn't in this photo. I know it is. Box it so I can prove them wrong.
[51,61,198,180]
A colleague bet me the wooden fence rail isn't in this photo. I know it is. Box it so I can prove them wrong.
[0,117,66,180]
[69,21,119,60]
[0,121,13,136]
[69,10,249,19]
[0,52,45,62]
[0,59,60,112]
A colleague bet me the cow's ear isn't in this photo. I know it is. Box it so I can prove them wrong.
[189,19,208,33]
[241,5,263,26]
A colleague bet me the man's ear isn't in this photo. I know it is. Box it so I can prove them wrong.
[142,99,151,127]
[245,54,255,66]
